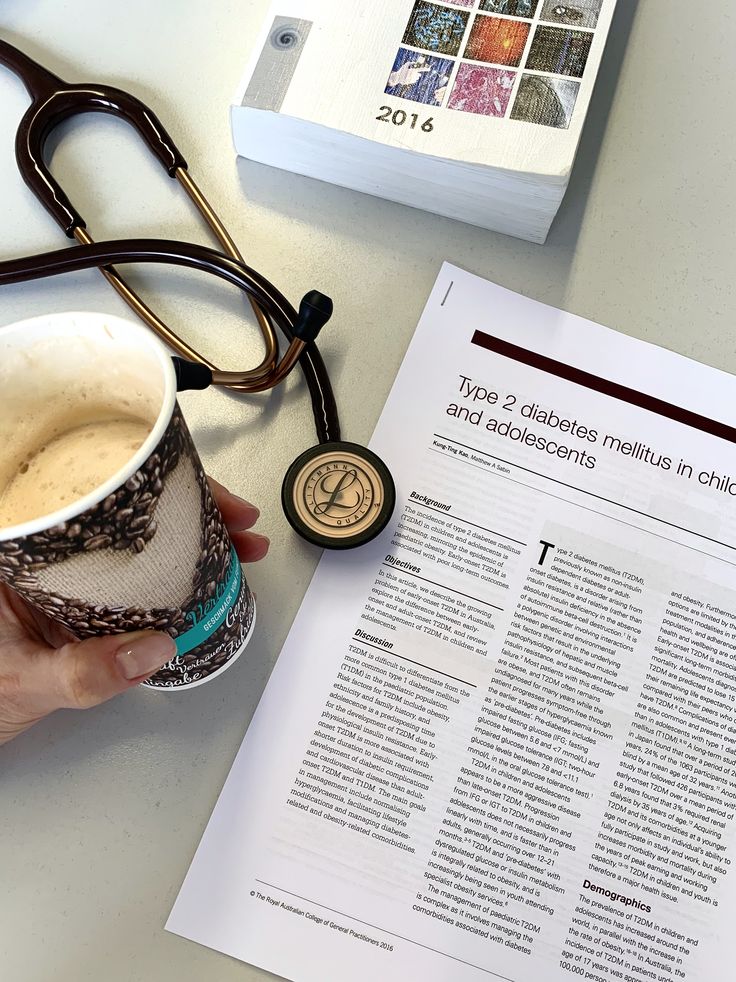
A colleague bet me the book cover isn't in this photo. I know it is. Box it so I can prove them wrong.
[233,0,618,179]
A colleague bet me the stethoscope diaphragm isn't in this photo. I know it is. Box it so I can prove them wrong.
[281,442,395,550]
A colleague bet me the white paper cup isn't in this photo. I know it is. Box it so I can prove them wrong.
[0,312,255,690]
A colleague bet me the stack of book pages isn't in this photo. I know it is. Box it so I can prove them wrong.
[232,0,618,243]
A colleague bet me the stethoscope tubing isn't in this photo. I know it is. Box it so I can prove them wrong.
[0,237,340,444]
[0,36,398,551]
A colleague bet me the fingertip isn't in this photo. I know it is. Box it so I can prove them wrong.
[232,531,270,563]
[222,486,259,516]
[214,487,261,532]
[55,630,176,710]
[114,632,176,681]
[231,502,261,529]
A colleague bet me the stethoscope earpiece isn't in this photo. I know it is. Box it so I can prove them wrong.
[282,442,396,550]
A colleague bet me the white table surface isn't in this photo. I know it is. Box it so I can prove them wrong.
[1,1,734,980]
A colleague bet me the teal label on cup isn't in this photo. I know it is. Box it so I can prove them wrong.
[175,547,243,656]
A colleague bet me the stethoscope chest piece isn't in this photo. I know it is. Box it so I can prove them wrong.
[282,442,396,550]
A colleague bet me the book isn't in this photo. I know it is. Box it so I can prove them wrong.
[231,0,618,243]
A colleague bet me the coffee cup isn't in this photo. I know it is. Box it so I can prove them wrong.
[0,311,255,690]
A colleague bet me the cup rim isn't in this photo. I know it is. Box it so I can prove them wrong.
[0,311,177,542]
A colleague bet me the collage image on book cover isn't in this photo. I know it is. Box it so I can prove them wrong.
[385,0,604,128]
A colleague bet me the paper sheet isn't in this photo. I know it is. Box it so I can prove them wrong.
[168,264,736,982]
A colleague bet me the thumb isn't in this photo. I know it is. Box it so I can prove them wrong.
[52,631,177,710]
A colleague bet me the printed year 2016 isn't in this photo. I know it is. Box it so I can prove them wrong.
[376,106,434,132]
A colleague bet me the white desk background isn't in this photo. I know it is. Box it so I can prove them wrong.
[1,2,734,980]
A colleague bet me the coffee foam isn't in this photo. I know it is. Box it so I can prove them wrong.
[0,416,151,527]
[0,320,163,530]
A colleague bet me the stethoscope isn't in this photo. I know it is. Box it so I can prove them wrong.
[0,39,395,550]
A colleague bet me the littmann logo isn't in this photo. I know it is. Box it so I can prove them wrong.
[304,457,376,529]
[283,442,394,548]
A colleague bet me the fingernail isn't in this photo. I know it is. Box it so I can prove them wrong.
[230,491,259,516]
[251,533,270,546]
[115,633,176,680]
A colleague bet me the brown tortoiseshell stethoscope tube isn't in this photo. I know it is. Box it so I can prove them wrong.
[0,38,340,444]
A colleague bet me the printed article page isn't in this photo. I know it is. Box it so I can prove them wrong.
[168,264,736,982]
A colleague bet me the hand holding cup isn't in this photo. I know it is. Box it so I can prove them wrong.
[0,480,268,745]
